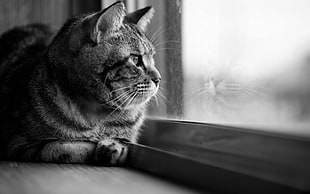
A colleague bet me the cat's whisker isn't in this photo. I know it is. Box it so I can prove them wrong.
[157,87,168,101]
[245,88,278,103]
[112,95,130,107]
[154,42,181,48]
[106,84,141,104]
[106,92,134,119]
[225,86,264,102]
[198,90,209,97]
[155,90,167,106]
[103,73,109,86]
[193,87,209,96]
[158,81,168,85]
[148,23,166,43]
[225,81,241,86]
[109,90,131,101]
[246,88,266,97]
[224,85,242,90]
[154,40,181,48]
[155,48,179,54]
[150,26,168,43]
[106,90,131,105]
[153,94,160,107]
[158,93,167,104]
[125,91,138,108]
[155,48,177,52]
[151,24,178,45]
[110,86,132,93]
[150,90,162,107]
[109,82,140,93]
[185,87,203,96]
[224,88,243,94]
[242,87,265,98]
[114,92,138,120]
[220,87,239,91]
[113,91,135,105]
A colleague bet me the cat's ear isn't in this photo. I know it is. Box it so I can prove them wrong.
[69,1,126,51]
[91,1,126,43]
[125,6,154,32]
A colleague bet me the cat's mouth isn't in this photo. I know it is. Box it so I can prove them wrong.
[136,81,157,95]
[108,81,158,109]
[129,81,158,106]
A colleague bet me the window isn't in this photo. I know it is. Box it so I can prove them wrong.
[109,0,310,137]
[182,0,310,135]
[113,0,310,137]
[107,0,310,193]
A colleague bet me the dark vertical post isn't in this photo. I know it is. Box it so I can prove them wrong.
[164,0,183,118]
[70,0,101,16]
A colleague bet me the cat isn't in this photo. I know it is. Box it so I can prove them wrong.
[0,1,161,165]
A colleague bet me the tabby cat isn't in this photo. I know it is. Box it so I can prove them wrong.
[0,2,161,165]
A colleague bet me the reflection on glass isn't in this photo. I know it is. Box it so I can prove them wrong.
[183,0,310,131]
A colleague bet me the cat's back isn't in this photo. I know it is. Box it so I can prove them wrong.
[0,24,54,66]
[0,24,54,98]
[0,24,54,155]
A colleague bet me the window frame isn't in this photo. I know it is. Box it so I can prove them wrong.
[125,118,310,194]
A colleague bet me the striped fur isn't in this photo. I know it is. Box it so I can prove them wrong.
[0,2,160,165]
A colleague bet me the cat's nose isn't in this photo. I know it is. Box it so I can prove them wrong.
[152,77,161,87]
[148,68,161,87]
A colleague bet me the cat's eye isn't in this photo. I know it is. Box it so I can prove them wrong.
[130,55,139,66]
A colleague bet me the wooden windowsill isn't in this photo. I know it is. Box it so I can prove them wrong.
[0,161,205,194]
[1,119,309,194]
[127,118,310,194]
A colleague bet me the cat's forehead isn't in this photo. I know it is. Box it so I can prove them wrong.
[120,24,155,55]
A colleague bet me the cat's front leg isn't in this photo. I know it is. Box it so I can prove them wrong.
[8,137,96,163]
[8,137,129,165]
[40,141,96,163]
[94,138,129,166]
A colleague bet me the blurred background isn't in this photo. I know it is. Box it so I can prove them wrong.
[0,0,310,136]
[0,0,101,34]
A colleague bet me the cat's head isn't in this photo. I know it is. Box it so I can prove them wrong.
[48,2,161,111]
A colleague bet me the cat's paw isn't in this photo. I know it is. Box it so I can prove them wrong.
[94,139,128,166]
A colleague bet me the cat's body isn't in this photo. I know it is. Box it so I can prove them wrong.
[0,2,160,165]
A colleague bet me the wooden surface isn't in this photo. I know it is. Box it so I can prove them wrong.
[0,162,203,194]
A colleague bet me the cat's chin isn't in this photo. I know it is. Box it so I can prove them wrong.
[123,100,149,110]
[76,96,115,114]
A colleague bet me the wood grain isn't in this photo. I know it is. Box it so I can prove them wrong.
[0,162,202,194]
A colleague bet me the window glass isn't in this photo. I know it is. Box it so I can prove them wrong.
[183,0,310,132]
[126,0,310,135]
